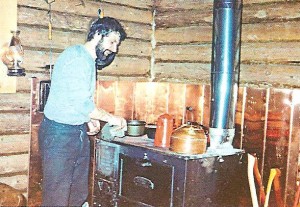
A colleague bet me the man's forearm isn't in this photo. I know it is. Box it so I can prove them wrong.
[89,108,114,122]
[89,107,127,129]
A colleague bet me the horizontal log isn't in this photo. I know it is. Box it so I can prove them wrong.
[0,175,28,191]
[155,25,212,44]
[153,0,283,11]
[242,21,300,42]
[99,0,153,9]
[240,64,300,88]
[20,25,86,50]
[99,56,150,76]
[0,113,30,134]
[23,50,60,72]
[17,72,50,93]
[18,0,153,24]
[154,0,213,11]
[20,26,151,59]
[155,1,300,27]
[0,93,30,111]
[241,42,300,64]
[84,3,153,24]
[18,6,91,33]
[243,0,284,4]
[23,49,151,77]
[0,154,29,175]
[155,42,300,64]
[153,62,300,87]
[155,9,212,28]
[155,44,211,62]
[123,22,152,41]
[153,63,211,84]
[18,7,152,40]
[243,1,300,23]
[0,135,30,154]
[155,21,300,43]
[118,39,152,57]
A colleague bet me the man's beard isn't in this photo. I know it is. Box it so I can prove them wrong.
[96,44,107,62]
[95,44,115,70]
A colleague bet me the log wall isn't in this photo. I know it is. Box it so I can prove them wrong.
[0,0,299,205]
[153,0,300,87]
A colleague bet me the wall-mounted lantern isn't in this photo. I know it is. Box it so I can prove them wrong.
[1,30,25,76]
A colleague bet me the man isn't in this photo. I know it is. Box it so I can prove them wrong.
[38,15,127,206]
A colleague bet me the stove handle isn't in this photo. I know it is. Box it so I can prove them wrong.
[140,160,152,167]
[136,153,152,167]
[133,176,154,190]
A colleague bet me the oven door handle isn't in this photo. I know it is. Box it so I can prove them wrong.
[133,176,155,190]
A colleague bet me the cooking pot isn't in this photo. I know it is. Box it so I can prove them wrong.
[145,124,156,139]
[170,124,207,154]
[126,120,146,136]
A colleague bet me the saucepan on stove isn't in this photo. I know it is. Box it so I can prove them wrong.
[145,124,156,139]
[126,120,146,136]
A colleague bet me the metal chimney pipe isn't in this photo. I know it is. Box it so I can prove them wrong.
[209,0,243,149]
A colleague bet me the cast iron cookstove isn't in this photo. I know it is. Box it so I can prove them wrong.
[92,137,243,207]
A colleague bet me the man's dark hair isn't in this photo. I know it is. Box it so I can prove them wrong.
[87,17,126,42]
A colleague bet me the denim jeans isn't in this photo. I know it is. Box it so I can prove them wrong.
[38,116,90,206]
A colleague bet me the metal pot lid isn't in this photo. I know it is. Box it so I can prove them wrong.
[171,124,206,140]
[127,120,146,126]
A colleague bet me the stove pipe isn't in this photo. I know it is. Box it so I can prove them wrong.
[209,0,242,149]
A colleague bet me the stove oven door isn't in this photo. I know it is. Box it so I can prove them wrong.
[118,154,174,207]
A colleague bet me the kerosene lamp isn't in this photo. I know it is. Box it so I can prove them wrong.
[1,30,26,76]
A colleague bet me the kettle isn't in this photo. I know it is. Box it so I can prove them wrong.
[170,124,207,154]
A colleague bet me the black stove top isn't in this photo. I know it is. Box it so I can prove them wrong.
[112,135,243,160]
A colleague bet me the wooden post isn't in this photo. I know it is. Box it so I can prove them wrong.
[0,0,17,93]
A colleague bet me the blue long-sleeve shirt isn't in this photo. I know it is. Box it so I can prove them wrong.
[44,45,96,125]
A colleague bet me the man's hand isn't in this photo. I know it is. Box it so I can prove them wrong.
[87,119,101,135]
[108,116,127,131]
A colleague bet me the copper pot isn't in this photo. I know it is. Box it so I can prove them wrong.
[170,124,207,154]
